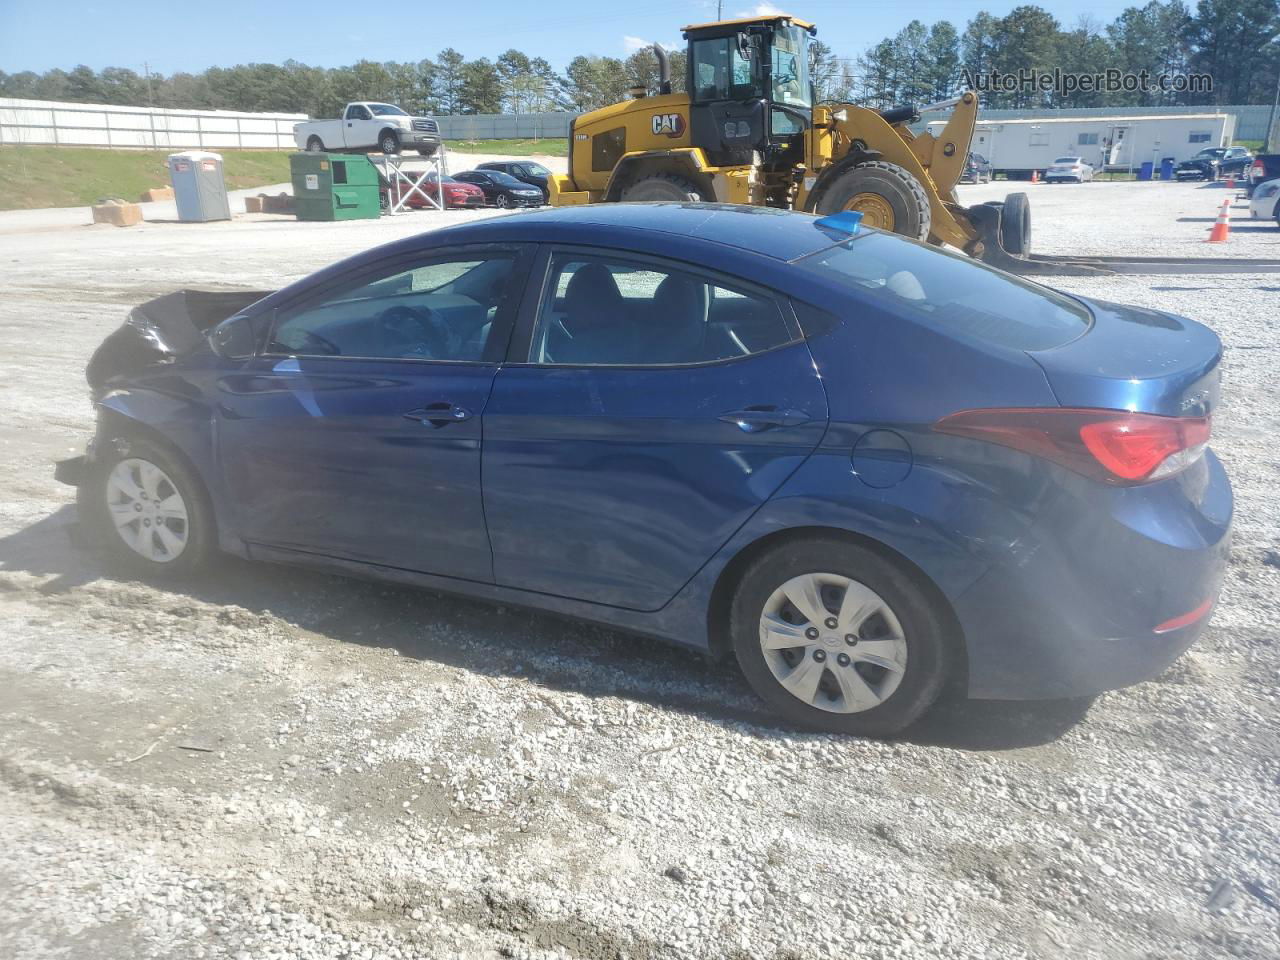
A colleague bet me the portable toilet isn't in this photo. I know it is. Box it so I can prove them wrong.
[289,153,381,221]
[167,151,231,222]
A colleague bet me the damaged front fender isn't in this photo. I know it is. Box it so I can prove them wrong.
[86,288,271,397]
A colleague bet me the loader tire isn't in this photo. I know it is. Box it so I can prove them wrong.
[620,174,704,202]
[814,161,931,240]
[1000,192,1031,256]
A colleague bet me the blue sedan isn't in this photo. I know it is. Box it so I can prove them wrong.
[61,204,1232,735]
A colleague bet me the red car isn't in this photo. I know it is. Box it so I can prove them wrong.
[381,173,485,210]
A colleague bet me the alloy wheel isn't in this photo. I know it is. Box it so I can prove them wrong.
[105,458,189,563]
[758,572,908,713]
[495,194,508,208]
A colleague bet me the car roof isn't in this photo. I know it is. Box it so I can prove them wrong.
[416,203,843,261]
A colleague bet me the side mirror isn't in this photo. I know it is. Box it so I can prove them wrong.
[209,314,257,360]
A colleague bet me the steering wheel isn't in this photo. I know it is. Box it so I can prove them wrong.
[376,305,449,359]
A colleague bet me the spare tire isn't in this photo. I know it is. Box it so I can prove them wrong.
[1000,192,1031,256]
[813,161,932,241]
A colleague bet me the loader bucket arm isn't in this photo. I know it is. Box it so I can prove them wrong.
[823,93,983,252]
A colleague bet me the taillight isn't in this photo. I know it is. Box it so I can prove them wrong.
[934,408,1211,484]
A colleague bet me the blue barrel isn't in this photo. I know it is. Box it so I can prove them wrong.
[1138,161,1154,181]
[1160,157,1175,180]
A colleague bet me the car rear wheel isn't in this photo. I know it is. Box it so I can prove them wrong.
[82,434,213,577]
[306,136,324,153]
[730,538,954,736]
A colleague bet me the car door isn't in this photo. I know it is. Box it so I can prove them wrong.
[482,248,829,611]
[344,104,373,148]
[216,245,532,580]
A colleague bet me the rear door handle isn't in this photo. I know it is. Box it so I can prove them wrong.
[718,406,811,432]
[403,402,472,427]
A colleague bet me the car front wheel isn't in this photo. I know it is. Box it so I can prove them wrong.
[730,537,954,736]
[82,434,213,577]
[494,194,508,208]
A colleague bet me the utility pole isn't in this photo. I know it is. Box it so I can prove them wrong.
[1267,64,1280,153]
[717,1,723,19]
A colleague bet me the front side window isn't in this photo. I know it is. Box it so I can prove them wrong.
[346,105,371,121]
[530,254,794,366]
[269,254,518,362]
[691,36,760,102]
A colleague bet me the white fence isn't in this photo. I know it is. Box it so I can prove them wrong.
[0,97,307,150]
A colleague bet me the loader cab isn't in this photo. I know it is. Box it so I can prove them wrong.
[683,15,816,167]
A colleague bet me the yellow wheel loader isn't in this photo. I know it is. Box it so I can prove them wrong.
[547,13,1033,269]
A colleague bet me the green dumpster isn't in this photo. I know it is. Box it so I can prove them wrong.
[289,153,381,221]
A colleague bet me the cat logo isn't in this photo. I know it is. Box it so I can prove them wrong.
[651,113,686,138]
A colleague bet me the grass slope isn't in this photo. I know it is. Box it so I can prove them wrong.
[0,147,292,210]
[448,138,566,157]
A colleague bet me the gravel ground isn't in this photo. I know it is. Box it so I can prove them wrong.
[0,176,1277,960]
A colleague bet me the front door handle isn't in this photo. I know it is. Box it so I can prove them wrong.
[718,406,812,433]
[403,402,472,428]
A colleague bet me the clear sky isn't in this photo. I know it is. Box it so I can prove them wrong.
[0,0,1142,77]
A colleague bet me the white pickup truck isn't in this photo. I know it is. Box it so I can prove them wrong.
[293,102,442,156]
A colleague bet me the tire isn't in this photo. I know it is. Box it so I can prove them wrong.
[80,433,214,578]
[494,193,508,208]
[730,537,955,736]
[813,160,932,241]
[1000,191,1032,256]
[305,136,324,153]
[378,130,400,155]
[620,173,704,202]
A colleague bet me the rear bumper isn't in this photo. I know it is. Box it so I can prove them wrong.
[954,450,1232,700]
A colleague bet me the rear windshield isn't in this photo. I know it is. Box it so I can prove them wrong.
[1053,157,1078,163]
[796,232,1091,351]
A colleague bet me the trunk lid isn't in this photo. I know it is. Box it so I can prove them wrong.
[1027,296,1221,418]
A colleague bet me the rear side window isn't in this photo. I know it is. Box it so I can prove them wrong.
[531,254,794,366]
[797,233,1090,351]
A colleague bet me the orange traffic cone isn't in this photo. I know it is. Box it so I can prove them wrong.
[1206,198,1231,243]
[1031,169,1039,184]
[1226,174,1236,190]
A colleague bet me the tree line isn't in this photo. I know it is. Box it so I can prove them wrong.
[0,1,1276,118]
[845,0,1279,110]
[0,46,685,119]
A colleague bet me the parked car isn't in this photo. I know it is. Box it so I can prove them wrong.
[1248,177,1280,227]
[959,153,992,184]
[451,170,544,207]
[381,172,486,210]
[1175,146,1252,181]
[1245,154,1280,197]
[294,102,441,156]
[1044,157,1094,183]
[59,204,1231,736]
[476,160,553,201]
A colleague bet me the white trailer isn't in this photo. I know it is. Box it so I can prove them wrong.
[928,113,1236,178]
